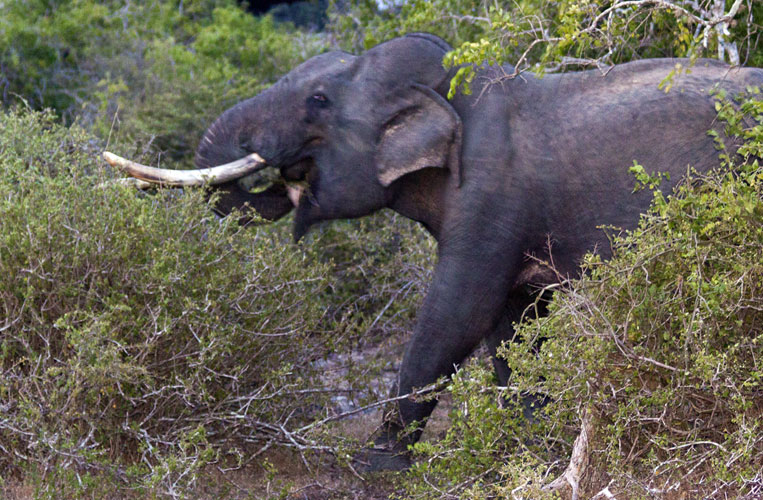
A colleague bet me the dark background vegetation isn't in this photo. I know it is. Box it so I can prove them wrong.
[0,0,760,498]
[244,0,329,29]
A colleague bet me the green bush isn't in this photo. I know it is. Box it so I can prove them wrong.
[403,91,763,499]
[0,0,326,163]
[94,7,326,164]
[0,108,435,497]
[0,107,317,495]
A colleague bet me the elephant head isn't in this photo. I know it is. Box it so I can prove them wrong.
[194,33,462,240]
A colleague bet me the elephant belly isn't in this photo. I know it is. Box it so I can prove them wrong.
[513,260,558,289]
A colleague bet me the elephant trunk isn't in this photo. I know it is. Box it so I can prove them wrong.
[191,93,296,222]
[103,92,295,223]
[209,181,294,223]
[195,92,283,169]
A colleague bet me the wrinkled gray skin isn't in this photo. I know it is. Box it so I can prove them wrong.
[196,33,763,470]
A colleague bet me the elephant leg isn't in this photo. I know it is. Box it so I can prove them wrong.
[484,289,550,420]
[484,289,547,385]
[359,249,520,471]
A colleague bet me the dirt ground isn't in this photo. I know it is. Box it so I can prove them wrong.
[189,396,455,500]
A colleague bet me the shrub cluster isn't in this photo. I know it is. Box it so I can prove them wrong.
[0,108,321,495]
[0,108,434,497]
[331,0,762,97]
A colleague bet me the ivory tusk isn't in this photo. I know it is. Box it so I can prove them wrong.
[102,151,268,187]
[97,177,156,190]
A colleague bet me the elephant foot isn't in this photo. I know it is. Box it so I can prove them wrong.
[352,424,416,472]
[352,445,412,472]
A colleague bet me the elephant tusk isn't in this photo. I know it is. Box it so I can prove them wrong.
[102,151,268,187]
[97,177,156,190]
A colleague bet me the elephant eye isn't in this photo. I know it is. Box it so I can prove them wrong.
[310,93,329,106]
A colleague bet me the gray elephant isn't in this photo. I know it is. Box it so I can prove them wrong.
[111,33,762,470]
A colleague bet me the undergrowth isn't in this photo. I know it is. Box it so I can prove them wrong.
[0,108,433,498]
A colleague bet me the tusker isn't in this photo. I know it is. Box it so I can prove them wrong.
[105,33,763,470]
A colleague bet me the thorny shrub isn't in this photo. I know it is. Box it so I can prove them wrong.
[0,108,434,498]
[401,91,763,499]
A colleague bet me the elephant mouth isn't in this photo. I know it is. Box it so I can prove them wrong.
[279,157,316,208]
[286,183,305,206]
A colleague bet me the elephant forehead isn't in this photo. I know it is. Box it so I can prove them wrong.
[284,51,357,84]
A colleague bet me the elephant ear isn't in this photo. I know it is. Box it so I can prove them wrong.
[376,84,462,187]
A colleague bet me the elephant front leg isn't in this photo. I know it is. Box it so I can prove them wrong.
[360,251,518,471]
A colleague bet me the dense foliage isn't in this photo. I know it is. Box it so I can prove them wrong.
[1,0,761,498]
[0,109,322,495]
[331,0,762,96]
[0,0,325,163]
[0,108,433,497]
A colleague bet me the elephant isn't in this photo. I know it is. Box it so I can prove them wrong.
[112,33,763,470]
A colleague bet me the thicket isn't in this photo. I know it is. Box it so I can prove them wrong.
[331,0,762,96]
[0,108,433,497]
[1,0,761,498]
